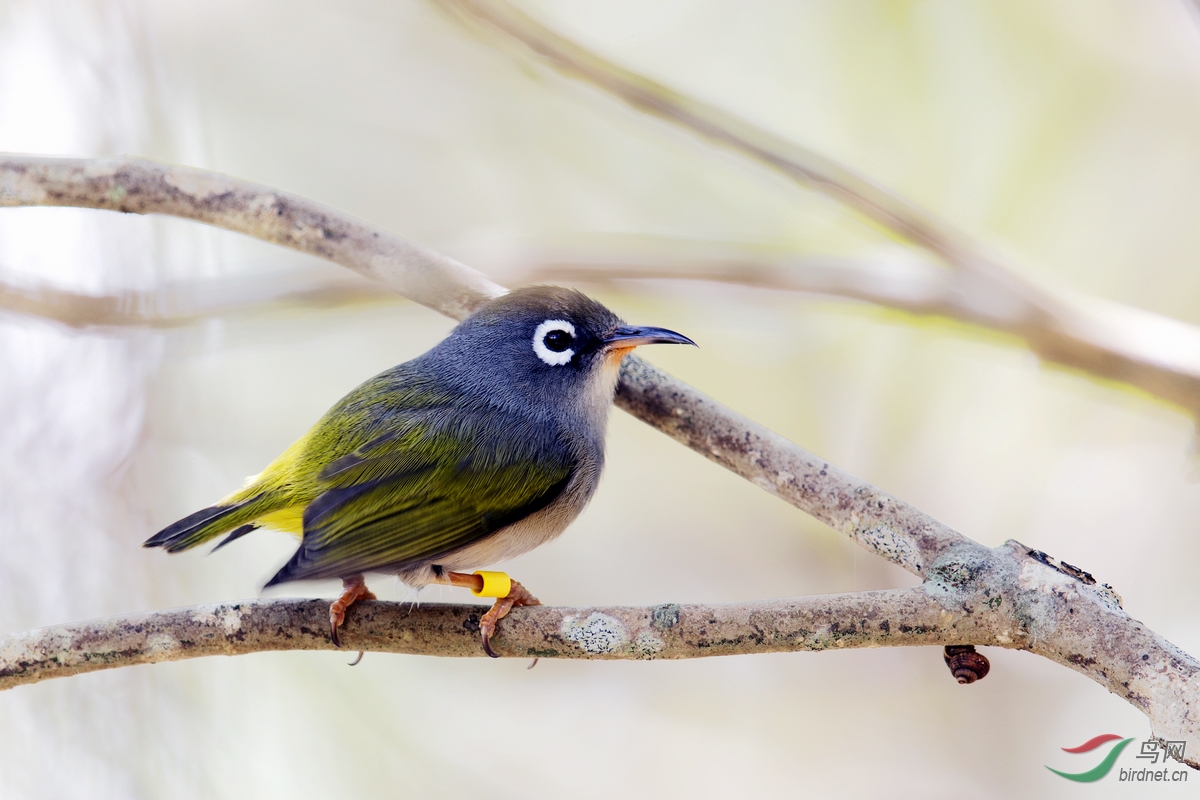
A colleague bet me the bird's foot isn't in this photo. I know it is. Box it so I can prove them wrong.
[479,579,540,658]
[439,570,540,657]
[329,574,375,648]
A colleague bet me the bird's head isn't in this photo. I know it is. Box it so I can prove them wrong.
[434,286,695,420]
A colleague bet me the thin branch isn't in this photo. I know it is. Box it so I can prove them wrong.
[513,250,958,313]
[1,154,1197,768]
[616,355,963,574]
[0,264,390,328]
[0,250,958,328]
[15,237,1200,437]
[439,0,1200,419]
[0,155,505,322]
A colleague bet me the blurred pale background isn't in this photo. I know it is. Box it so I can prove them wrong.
[2,1,1200,797]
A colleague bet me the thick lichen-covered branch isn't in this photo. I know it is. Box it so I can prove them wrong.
[1,540,1195,771]
[0,588,953,689]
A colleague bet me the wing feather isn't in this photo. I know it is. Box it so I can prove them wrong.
[265,404,575,585]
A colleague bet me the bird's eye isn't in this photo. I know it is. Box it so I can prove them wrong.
[543,330,572,352]
[532,319,576,366]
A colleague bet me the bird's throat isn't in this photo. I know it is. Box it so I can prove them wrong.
[605,346,637,368]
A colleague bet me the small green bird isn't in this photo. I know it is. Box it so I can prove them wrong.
[144,286,694,654]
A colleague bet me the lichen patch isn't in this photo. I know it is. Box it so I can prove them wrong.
[190,608,243,635]
[562,613,628,654]
[633,631,664,658]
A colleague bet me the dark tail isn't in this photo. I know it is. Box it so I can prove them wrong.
[212,523,259,552]
[144,498,262,553]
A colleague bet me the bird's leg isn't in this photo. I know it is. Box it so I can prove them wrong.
[437,571,541,658]
[329,574,376,648]
[478,579,540,659]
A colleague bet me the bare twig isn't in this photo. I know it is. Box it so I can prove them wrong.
[0,247,993,328]
[0,250,947,328]
[0,248,974,332]
[438,0,1200,419]
[512,250,956,313]
[1,154,1197,768]
[0,264,390,328]
[616,355,964,574]
[0,155,505,321]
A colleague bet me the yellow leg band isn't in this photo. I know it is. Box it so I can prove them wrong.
[472,571,511,599]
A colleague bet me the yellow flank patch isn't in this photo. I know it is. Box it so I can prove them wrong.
[256,506,306,537]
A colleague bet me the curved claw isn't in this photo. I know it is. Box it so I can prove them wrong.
[328,574,375,649]
[481,632,499,659]
[475,578,541,658]
[330,618,343,648]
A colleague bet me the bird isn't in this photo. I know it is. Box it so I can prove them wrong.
[144,286,695,655]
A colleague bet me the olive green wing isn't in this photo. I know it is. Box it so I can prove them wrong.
[263,405,576,585]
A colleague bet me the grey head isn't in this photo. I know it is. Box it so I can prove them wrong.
[421,286,695,431]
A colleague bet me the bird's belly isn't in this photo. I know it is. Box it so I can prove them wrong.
[432,511,568,575]
[398,466,598,587]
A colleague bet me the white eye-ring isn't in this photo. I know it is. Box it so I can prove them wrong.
[533,319,576,366]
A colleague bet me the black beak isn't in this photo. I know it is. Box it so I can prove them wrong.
[602,325,696,349]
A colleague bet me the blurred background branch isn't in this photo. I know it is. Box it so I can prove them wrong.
[0,246,1042,332]
[0,262,388,328]
[10,0,1200,424]
[0,155,507,319]
[436,0,1200,420]
[12,224,1200,434]
[3,0,1200,426]
[0,248,959,328]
